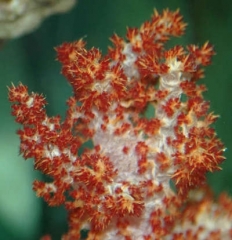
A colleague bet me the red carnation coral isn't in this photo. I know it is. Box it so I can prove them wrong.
[9,9,231,240]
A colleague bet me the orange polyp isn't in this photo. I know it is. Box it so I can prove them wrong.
[156,152,171,171]
[122,146,129,154]
[100,124,106,131]
[135,141,149,156]
[138,157,148,174]
[143,180,163,197]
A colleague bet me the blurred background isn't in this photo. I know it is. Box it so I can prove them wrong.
[0,0,231,239]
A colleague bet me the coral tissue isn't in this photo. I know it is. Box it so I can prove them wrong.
[0,0,76,39]
[9,9,231,240]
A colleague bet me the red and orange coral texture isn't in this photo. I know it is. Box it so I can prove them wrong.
[9,9,232,240]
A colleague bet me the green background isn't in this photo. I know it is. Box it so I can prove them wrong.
[0,0,231,239]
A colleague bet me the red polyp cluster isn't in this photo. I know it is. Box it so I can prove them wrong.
[9,8,231,240]
[56,40,127,113]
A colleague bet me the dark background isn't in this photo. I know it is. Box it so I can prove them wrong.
[0,0,231,239]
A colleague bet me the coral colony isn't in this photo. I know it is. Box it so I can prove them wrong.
[9,9,232,240]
